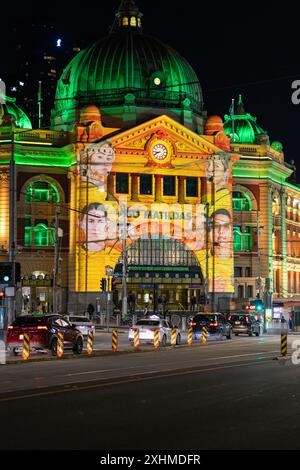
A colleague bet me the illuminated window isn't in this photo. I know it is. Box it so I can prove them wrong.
[24,224,54,247]
[232,191,252,211]
[233,226,252,252]
[25,181,60,203]
[130,16,137,27]
[122,17,129,26]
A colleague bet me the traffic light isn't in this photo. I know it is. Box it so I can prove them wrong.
[0,262,13,284]
[100,277,107,292]
[251,299,264,312]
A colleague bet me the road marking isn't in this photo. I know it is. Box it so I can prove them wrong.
[0,358,276,404]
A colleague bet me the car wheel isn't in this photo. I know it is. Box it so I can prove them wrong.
[248,330,253,337]
[73,337,83,355]
[13,347,19,356]
[176,334,181,345]
[50,338,57,356]
[235,333,238,336]
[161,335,167,346]
[255,330,260,337]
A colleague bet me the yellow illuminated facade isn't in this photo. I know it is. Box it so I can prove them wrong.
[1,1,300,322]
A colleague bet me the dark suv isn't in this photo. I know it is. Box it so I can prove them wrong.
[228,313,261,337]
[7,315,84,356]
[190,313,232,340]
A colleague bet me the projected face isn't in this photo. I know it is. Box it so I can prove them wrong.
[206,156,230,191]
[209,210,232,258]
[80,205,107,252]
[80,141,115,190]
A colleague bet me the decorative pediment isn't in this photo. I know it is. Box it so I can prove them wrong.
[110,115,224,157]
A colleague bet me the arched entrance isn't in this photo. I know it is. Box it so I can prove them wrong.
[114,235,204,313]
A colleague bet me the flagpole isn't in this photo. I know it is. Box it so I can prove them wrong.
[230,98,235,142]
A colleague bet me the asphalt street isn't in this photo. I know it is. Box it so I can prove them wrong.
[0,335,300,450]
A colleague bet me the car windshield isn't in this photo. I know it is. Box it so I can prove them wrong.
[231,315,250,322]
[193,315,219,323]
[136,320,160,326]
[69,317,90,323]
[12,317,45,326]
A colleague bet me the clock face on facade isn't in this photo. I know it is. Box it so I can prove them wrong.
[152,143,168,161]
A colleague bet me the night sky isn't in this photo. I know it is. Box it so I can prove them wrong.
[1,0,300,166]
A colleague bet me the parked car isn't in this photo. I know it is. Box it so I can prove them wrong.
[189,313,232,340]
[129,316,181,346]
[7,315,84,356]
[227,313,261,337]
[65,315,95,338]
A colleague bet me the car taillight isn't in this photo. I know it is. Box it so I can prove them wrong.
[37,326,48,331]
[7,326,14,330]
[209,322,219,327]
[190,322,196,327]
[149,328,156,332]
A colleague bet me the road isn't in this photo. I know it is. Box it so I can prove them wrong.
[0,335,299,450]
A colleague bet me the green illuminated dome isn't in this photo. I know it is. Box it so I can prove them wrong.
[52,0,204,132]
[0,95,32,129]
[224,95,268,145]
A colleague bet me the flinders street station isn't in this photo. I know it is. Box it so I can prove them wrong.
[1,0,300,326]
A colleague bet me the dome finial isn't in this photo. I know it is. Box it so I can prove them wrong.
[113,0,143,32]
[236,94,246,115]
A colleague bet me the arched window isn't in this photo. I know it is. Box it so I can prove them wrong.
[232,191,252,211]
[130,16,137,27]
[24,224,54,247]
[233,226,252,252]
[25,181,60,203]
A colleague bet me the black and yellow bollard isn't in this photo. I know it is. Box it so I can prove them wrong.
[171,327,177,346]
[22,333,30,361]
[87,330,94,355]
[202,326,207,345]
[153,329,159,350]
[112,330,118,352]
[281,333,287,357]
[187,326,193,346]
[134,329,140,351]
[57,332,64,358]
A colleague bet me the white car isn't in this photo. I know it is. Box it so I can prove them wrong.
[65,316,95,338]
[129,316,181,346]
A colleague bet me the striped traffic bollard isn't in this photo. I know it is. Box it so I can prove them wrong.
[22,333,30,361]
[202,326,207,345]
[187,326,193,346]
[171,327,177,346]
[134,329,140,351]
[87,330,94,355]
[281,333,288,357]
[57,332,64,358]
[112,330,118,353]
[153,329,159,350]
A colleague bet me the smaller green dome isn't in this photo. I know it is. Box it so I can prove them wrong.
[224,95,267,144]
[0,95,32,129]
[271,141,283,153]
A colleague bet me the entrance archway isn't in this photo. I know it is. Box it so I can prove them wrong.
[114,235,203,313]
